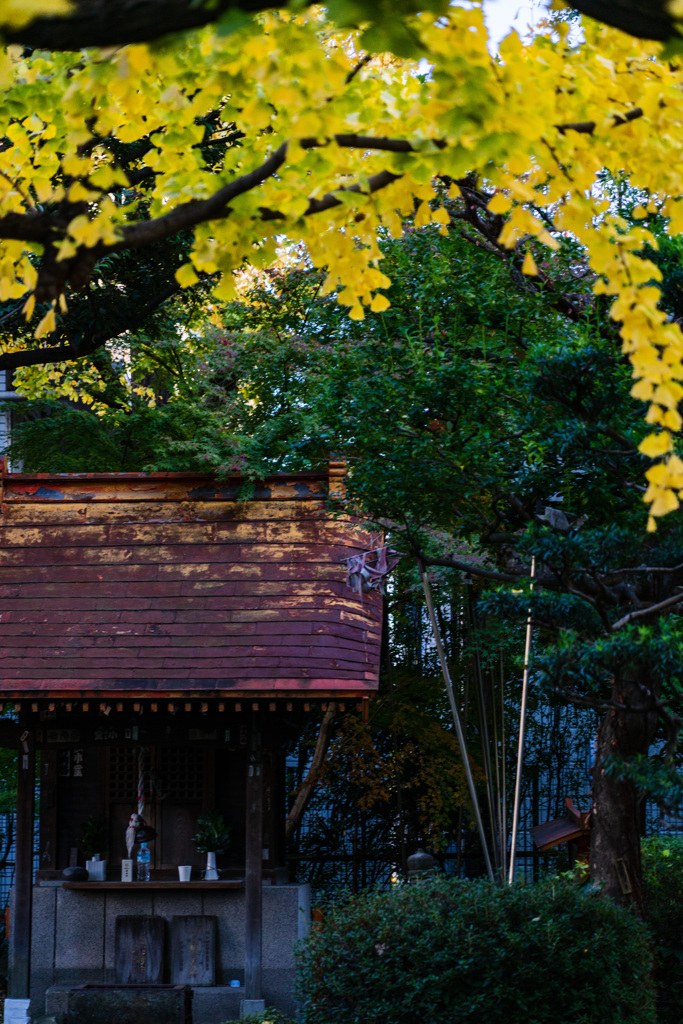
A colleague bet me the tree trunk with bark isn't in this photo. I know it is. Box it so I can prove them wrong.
[590,670,659,914]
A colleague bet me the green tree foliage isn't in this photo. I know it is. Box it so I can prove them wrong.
[8,400,210,473]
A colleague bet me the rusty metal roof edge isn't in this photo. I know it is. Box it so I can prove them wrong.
[1,470,328,484]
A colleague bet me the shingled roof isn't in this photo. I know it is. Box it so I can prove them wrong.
[0,468,383,698]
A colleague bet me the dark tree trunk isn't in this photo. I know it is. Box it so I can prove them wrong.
[6,0,285,51]
[8,0,673,52]
[590,670,658,914]
[570,1,672,42]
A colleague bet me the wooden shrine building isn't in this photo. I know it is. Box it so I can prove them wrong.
[0,467,383,1022]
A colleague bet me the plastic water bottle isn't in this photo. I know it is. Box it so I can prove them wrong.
[136,842,151,882]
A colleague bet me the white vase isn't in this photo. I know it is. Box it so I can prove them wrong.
[205,851,219,880]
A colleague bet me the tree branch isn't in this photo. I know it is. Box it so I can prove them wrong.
[419,552,538,585]
[285,702,337,839]
[95,136,408,254]
[0,281,179,371]
[568,1,672,42]
[345,53,374,84]
[604,562,683,577]
[556,106,644,137]
[612,591,683,631]
[5,0,304,51]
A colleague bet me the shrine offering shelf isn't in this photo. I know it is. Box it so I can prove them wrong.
[62,881,244,890]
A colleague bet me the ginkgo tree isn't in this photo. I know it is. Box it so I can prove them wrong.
[2,4,683,526]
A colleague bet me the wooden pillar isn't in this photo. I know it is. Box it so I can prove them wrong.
[244,728,263,1002]
[10,720,34,998]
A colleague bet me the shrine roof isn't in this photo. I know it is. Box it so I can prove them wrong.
[0,467,383,699]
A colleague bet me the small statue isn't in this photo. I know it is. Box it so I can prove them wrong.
[126,812,143,860]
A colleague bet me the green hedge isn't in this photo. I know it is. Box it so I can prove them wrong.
[642,835,683,1024]
[222,1011,296,1024]
[296,877,656,1024]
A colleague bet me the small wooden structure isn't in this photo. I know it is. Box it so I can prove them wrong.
[529,798,591,864]
[0,467,383,1020]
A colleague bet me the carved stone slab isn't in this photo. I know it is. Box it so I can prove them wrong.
[114,916,165,984]
[170,916,216,986]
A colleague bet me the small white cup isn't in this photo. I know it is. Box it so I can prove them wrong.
[178,865,192,882]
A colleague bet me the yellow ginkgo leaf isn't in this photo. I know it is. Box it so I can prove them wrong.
[488,192,512,215]
[370,293,390,313]
[639,432,673,458]
[175,264,199,289]
[649,489,680,517]
[34,307,56,339]
[521,251,537,276]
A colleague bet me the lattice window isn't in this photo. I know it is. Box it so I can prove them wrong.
[108,747,204,803]
[159,747,204,802]
[108,747,152,802]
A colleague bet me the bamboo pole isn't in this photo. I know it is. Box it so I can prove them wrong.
[465,586,500,873]
[500,650,508,880]
[508,557,536,884]
[491,665,504,875]
[419,562,494,881]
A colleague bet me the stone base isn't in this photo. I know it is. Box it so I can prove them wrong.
[240,999,266,1018]
[45,988,70,1020]
[46,985,191,1024]
[48,985,262,1024]
[192,986,242,1023]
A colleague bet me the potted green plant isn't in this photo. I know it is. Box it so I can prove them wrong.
[78,815,108,880]
[79,814,107,859]
[192,811,231,880]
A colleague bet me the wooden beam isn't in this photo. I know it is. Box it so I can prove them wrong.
[244,729,263,1002]
[9,718,34,998]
